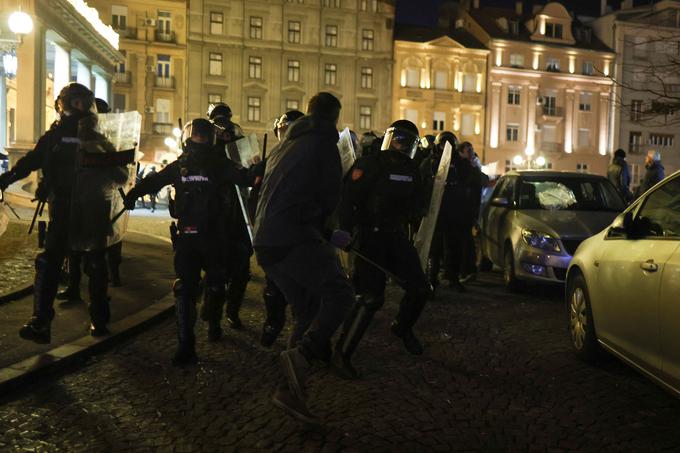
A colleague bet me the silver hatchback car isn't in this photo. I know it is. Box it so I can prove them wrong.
[480,171,626,290]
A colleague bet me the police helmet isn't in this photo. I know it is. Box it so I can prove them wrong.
[273,110,304,138]
[380,119,420,159]
[434,131,459,152]
[58,83,95,115]
[212,115,244,143]
[95,98,111,114]
[207,102,232,120]
[420,134,436,150]
[182,118,216,147]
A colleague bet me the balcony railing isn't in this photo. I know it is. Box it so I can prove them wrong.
[155,30,176,43]
[462,92,483,104]
[153,122,173,135]
[541,106,564,117]
[155,76,174,89]
[113,72,131,84]
[114,27,137,39]
[541,142,562,153]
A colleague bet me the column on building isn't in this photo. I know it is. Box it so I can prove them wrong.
[53,43,71,99]
[488,82,501,148]
[598,91,609,155]
[564,89,574,154]
[14,20,44,149]
[525,85,538,154]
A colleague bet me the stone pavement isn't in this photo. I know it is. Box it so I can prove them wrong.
[1,271,680,452]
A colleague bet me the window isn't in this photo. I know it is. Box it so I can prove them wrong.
[629,131,642,153]
[360,106,372,129]
[208,93,222,104]
[579,92,592,112]
[361,67,373,88]
[582,61,594,76]
[578,129,590,148]
[116,50,126,74]
[649,134,674,147]
[249,56,262,79]
[510,53,524,68]
[360,0,377,12]
[509,20,520,36]
[433,112,445,131]
[209,52,223,76]
[463,73,475,92]
[631,100,643,121]
[247,96,261,122]
[542,124,556,143]
[111,5,127,30]
[506,124,519,142]
[543,95,557,116]
[406,68,419,88]
[462,113,474,136]
[157,55,170,78]
[210,12,223,35]
[286,99,300,110]
[405,108,418,125]
[324,63,337,85]
[288,21,301,43]
[157,11,172,35]
[508,87,521,105]
[325,25,338,47]
[323,0,341,6]
[361,29,374,51]
[576,163,589,173]
[434,70,447,90]
[155,98,171,124]
[546,58,560,72]
[113,93,126,113]
[635,176,680,237]
[287,59,300,82]
[250,16,263,39]
[545,22,563,39]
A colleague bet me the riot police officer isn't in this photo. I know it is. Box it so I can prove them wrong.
[0,83,124,342]
[334,119,429,379]
[207,102,232,121]
[124,119,250,365]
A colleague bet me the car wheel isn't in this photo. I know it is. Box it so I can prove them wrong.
[567,272,599,363]
[479,256,493,272]
[503,246,521,292]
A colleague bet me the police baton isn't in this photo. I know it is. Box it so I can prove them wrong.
[349,247,406,286]
[262,132,268,161]
[111,188,128,224]
[27,200,45,234]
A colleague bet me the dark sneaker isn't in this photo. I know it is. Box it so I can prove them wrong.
[56,288,83,302]
[260,324,280,348]
[172,345,198,367]
[271,387,319,425]
[331,352,359,380]
[449,280,467,293]
[280,347,312,401]
[226,313,243,330]
[207,321,222,342]
[391,322,424,356]
[19,318,51,344]
[90,323,110,337]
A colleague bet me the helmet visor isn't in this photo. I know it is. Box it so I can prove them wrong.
[380,126,419,159]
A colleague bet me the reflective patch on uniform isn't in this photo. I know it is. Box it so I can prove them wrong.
[181,175,210,182]
[61,137,80,144]
[182,226,199,234]
[351,168,364,181]
[389,174,413,182]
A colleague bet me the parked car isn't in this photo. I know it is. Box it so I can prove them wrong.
[566,170,680,396]
[479,171,625,290]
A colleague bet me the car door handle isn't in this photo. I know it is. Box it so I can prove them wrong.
[640,259,659,272]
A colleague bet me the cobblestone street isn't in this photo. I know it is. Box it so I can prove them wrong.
[2,268,680,452]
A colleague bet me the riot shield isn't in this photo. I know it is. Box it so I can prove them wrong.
[413,141,452,271]
[225,135,260,244]
[337,127,356,176]
[70,111,142,251]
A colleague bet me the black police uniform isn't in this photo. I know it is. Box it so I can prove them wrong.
[127,140,249,364]
[335,147,428,375]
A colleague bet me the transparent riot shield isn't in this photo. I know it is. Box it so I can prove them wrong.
[337,127,356,177]
[224,135,261,244]
[70,111,142,251]
[413,141,452,271]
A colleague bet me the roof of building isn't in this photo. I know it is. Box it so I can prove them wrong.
[394,24,488,50]
[468,6,613,53]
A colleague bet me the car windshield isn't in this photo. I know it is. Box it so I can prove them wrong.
[517,176,626,211]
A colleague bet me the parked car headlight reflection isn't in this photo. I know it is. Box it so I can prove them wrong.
[521,229,562,253]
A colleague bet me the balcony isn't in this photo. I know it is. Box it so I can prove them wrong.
[541,106,564,117]
[114,27,137,39]
[113,71,131,84]
[541,142,562,153]
[461,92,483,105]
[153,123,173,135]
[155,30,176,43]
[154,76,174,89]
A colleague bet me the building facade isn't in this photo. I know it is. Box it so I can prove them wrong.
[186,0,395,142]
[2,0,121,200]
[592,0,680,184]
[91,0,187,164]
[392,25,488,153]
[462,1,616,175]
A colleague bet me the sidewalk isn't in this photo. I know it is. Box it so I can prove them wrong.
[0,230,174,369]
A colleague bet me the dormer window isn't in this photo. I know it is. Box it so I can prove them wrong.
[509,20,519,35]
[545,22,563,39]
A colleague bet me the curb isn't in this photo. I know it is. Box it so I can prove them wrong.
[0,292,175,395]
[0,284,33,305]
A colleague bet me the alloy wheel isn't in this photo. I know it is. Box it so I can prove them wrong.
[570,287,587,350]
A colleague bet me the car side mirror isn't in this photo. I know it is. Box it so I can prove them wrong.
[609,211,636,238]
[491,197,511,207]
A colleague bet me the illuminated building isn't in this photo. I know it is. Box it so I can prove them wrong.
[392,24,488,153]
[461,1,615,174]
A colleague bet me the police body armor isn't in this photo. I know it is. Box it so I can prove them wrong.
[44,116,82,202]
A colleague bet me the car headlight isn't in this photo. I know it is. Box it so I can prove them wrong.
[521,229,561,253]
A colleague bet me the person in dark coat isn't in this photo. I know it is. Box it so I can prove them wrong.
[636,150,665,198]
[607,148,632,202]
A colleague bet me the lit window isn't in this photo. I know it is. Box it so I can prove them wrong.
[250,16,263,40]
[286,99,300,110]
[649,134,674,147]
[361,66,373,88]
[546,58,560,72]
[360,106,372,129]
[287,59,300,82]
[324,63,337,85]
[361,29,374,51]
[208,93,222,104]
[210,12,223,35]
[288,21,301,43]
[510,54,524,68]
[209,52,222,76]
[406,68,419,88]
[508,87,521,105]
[247,96,261,122]
[249,56,262,79]
[325,25,338,47]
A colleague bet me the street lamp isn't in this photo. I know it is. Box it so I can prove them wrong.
[164,137,177,149]
[535,156,546,168]
[172,127,181,139]
[8,12,33,35]
[512,154,524,166]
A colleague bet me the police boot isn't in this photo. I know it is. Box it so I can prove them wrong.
[173,280,197,366]
[20,253,58,344]
[205,285,226,342]
[332,295,383,380]
[261,284,287,347]
[56,286,83,303]
[225,283,246,330]
[85,253,110,336]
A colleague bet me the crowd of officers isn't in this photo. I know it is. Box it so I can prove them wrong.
[0,83,488,424]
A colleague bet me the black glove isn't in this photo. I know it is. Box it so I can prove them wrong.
[0,171,14,192]
[123,189,139,210]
